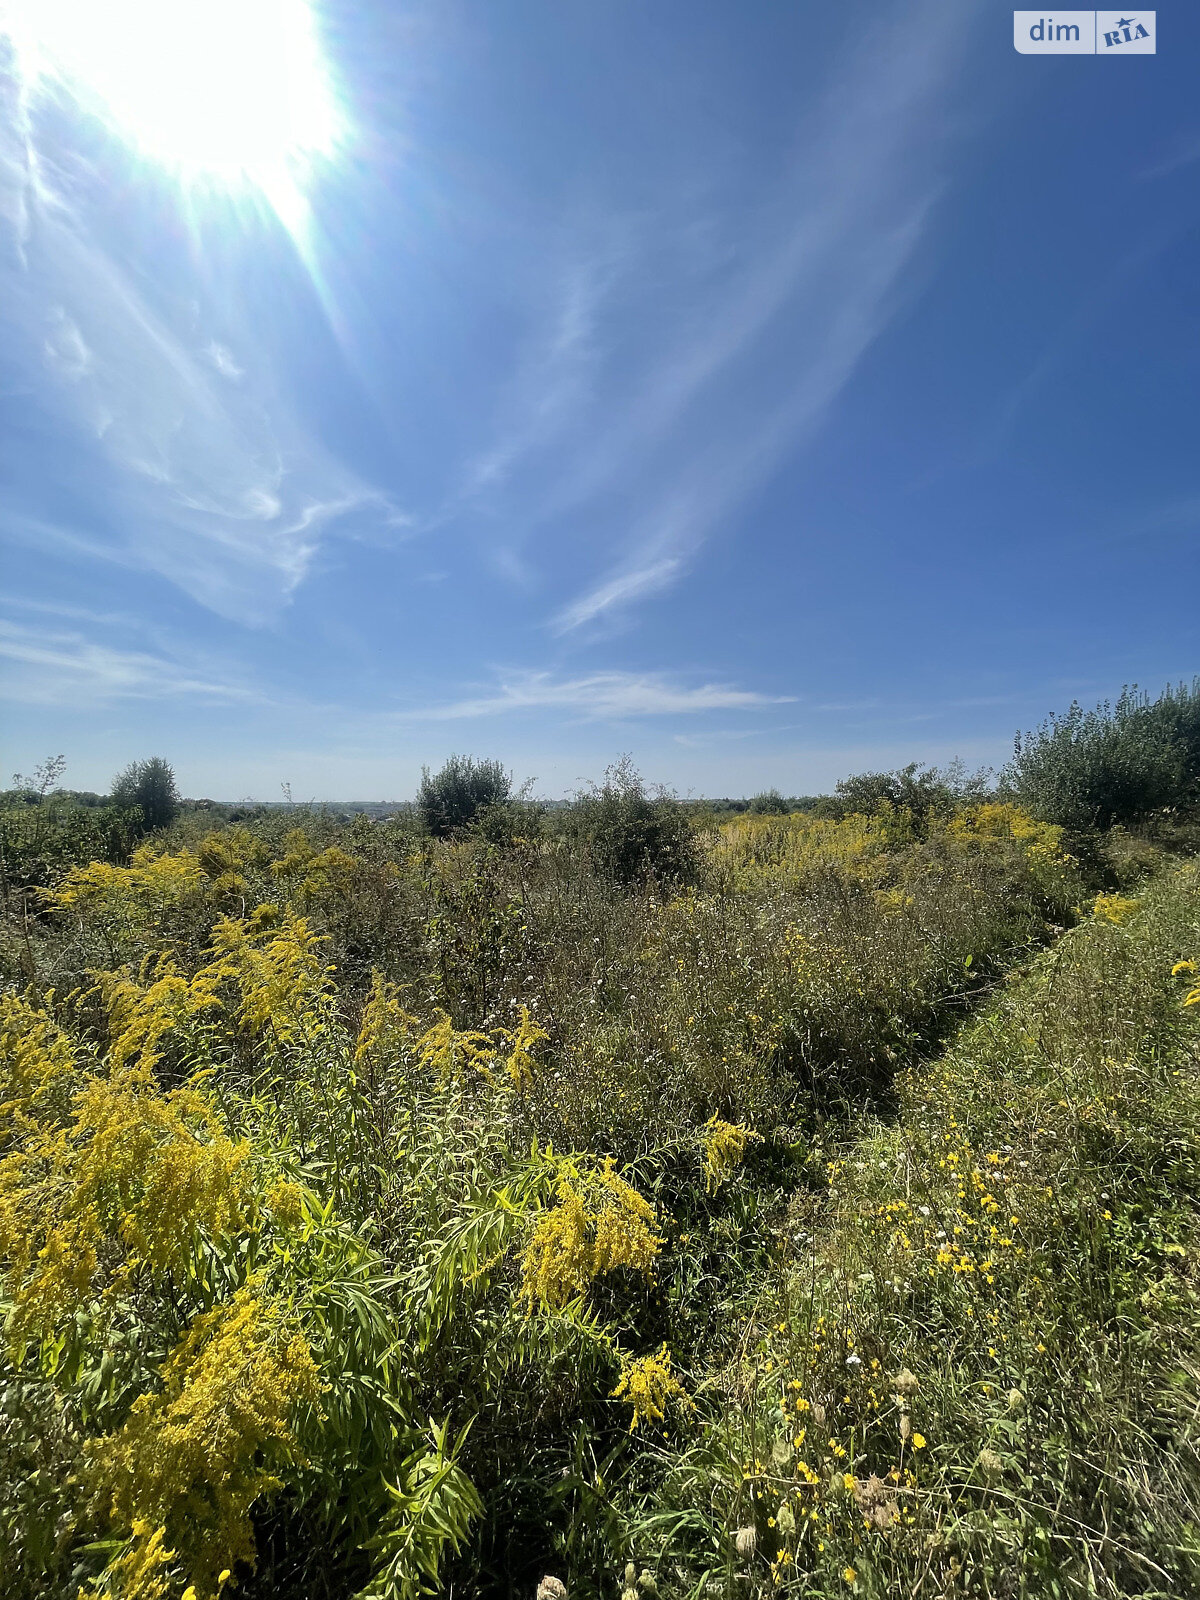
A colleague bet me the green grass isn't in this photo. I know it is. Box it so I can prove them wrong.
[637,862,1200,1598]
[2,807,1199,1599]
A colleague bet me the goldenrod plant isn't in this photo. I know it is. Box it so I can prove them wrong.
[3,714,1200,1598]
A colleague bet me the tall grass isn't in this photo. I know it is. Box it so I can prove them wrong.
[654,862,1200,1597]
[1,795,1195,1598]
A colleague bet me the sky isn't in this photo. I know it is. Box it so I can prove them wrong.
[1,0,1197,800]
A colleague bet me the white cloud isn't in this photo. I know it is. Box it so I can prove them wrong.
[552,556,683,635]
[457,0,976,634]
[206,341,244,380]
[43,306,91,378]
[402,669,793,722]
[0,618,264,706]
[0,71,403,625]
[460,242,628,500]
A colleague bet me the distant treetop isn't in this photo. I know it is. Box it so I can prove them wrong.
[111,757,180,833]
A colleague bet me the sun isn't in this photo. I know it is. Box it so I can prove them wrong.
[4,0,342,230]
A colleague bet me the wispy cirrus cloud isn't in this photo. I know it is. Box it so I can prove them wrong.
[552,556,683,635]
[0,615,265,706]
[461,248,622,499]
[400,668,793,723]
[457,0,976,635]
[0,63,402,625]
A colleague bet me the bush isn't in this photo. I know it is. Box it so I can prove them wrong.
[747,789,788,815]
[1007,682,1200,833]
[819,762,979,827]
[0,797,139,902]
[417,756,512,838]
[570,757,701,890]
[111,757,180,833]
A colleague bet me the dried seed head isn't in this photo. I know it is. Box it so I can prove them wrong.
[735,1526,757,1559]
[852,1474,887,1511]
[978,1448,1004,1483]
[892,1367,920,1398]
[625,1566,637,1587]
[537,1580,568,1600]
[1006,1387,1026,1416]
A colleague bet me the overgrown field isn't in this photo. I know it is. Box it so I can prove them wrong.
[2,791,1199,1599]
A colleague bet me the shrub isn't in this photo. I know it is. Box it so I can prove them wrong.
[570,758,701,890]
[111,757,181,833]
[0,799,139,901]
[747,790,788,815]
[819,762,968,827]
[1007,681,1200,833]
[417,756,512,838]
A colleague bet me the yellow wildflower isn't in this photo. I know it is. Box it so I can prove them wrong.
[612,1344,686,1431]
[503,1005,549,1090]
[1092,893,1140,926]
[521,1160,661,1309]
[412,1010,497,1085]
[207,912,335,1047]
[701,1115,761,1192]
[0,1056,249,1339]
[264,1176,305,1231]
[354,971,418,1067]
[97,956,224,1073]
[84,1291,323,1597]
[0,993,78,1146]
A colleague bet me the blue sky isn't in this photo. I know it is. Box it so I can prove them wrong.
[1,0,1196,799]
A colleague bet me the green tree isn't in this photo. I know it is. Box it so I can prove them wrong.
[1006,682,1200,832]
[110,757,180,832]
[417,755,512,838]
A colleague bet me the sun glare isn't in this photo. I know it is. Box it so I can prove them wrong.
[4,0,342,230]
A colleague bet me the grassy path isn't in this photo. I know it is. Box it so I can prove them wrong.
[644,862,1200,1598]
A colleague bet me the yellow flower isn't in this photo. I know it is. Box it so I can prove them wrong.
[521,1160,661,1309]
[1092,893,1139,925]
[83,1291,323,1593]
[503,1005,549,1090]
[411,1009,498,1085]
[264,1176,305,1232]
[208,911,336,1048]
[0,1052,250,1339]
[701,1116,761,1192]
[843,1568,857,1584]
[911,1433,926,1450]
[354,970,417,1067]
[611,1344,686,1431]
